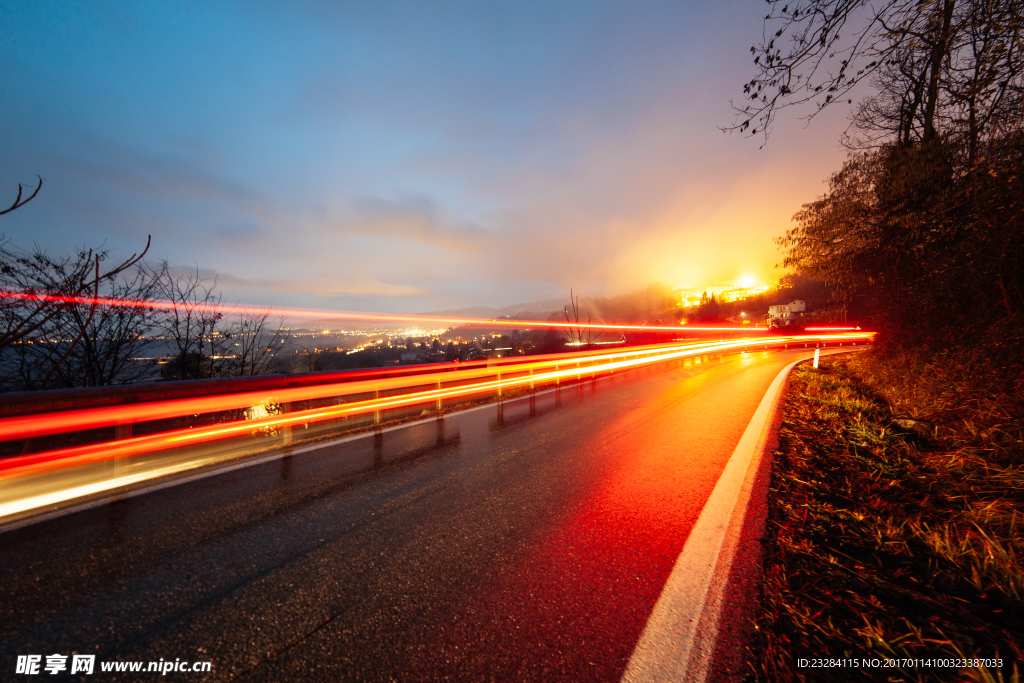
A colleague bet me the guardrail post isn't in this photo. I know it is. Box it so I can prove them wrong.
[282,402,293,446]
[529,368,535,415]
[496,369,504,423]
[554,362,561,403]
[114,423,131,477]
[436,379,442,413]
[374,387,381,426]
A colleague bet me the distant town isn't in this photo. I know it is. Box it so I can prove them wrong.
[130,277,819,378]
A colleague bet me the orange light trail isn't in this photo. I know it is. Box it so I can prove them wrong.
[0,339,764,444]
[0,333,874,482]
[0,289,826,333]
[804,326,858,331]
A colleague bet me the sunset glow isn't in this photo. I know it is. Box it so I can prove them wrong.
[0,289,765,332]
[0,2,850,315]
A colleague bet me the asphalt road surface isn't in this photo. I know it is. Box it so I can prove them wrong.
[2,348,813,682]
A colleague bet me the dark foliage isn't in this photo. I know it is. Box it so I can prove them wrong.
[689,290,724,322]
[778,131,1024,389]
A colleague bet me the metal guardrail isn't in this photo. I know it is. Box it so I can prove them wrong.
[0,332,873,525]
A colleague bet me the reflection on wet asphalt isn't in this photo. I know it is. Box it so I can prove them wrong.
[1,350,805,682]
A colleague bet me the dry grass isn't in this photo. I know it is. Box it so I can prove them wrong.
[746,350,1023,682]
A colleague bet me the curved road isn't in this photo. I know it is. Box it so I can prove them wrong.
[2,348,817,682]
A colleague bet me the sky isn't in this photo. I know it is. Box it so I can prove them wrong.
[0,0,856,315]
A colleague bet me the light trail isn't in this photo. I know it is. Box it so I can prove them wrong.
[804,326,859,331]
[0,333,873,483]
[0,334,867,444]
[0,340,760,444]
[0,289,860,334]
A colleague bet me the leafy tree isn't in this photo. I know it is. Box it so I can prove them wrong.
[741,0,1022,386]
[693,292,723,322]
[778,131,1023,351]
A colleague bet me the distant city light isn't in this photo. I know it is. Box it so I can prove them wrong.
[0,289,762,333]
[676,278,769,306]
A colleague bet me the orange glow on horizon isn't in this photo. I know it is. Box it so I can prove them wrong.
[0,289,779,332]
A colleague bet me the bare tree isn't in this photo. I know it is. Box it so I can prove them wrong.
[730,0,1024,149]
[563,289,601,347]
[0,238,154,391]
[293,344,334,373]
[0,177,43,216]
[153,263,227,380]
[0,237,151,353]
[942,1,1024,161]
[24,264,163,389]
[65,265,163,387]
[226,307,290,376]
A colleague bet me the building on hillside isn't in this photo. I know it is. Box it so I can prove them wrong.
[767,299,806,327]
[676,280,770,307]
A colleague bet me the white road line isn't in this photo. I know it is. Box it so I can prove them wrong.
[622,349,860,683]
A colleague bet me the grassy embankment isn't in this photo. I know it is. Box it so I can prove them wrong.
[747,350,1023,682]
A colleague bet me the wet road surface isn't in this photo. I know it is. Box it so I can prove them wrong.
[1,349,810,682]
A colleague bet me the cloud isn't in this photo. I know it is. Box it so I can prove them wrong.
[255,274,427,298]
[39,138,253,206]
[161,263,426,300]
[2,0,856,315]
[311,195,490,255]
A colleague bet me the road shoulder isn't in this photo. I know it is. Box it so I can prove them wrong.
[623,349,858,683]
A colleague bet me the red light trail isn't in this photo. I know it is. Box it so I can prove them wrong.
[0,340,757,445]
[0,333,873,474]
[0,333,874,520]
[0,290,860,333]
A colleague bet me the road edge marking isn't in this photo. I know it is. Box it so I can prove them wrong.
[622,351,857,682]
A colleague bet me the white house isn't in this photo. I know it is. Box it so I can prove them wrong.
[767,300,806,325]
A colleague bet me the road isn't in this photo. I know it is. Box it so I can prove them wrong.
[1,348,815,682]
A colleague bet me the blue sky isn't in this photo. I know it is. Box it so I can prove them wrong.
[1,0,854,314]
